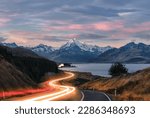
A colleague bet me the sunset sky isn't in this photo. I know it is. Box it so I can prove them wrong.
[0,0,149,47]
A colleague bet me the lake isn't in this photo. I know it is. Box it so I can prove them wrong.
[60,63,150,77]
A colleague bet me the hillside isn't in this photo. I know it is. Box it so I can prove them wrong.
[0,58,37,91]
[93,42,150,63]
[79,68,150,100]
[0,46,58,83]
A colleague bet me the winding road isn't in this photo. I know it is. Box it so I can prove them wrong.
[23,72,78,101]
[10,72,111,101]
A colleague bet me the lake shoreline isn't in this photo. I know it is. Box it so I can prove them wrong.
[60,63,150,77]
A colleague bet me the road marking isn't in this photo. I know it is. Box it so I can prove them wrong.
[80,91,85,101]
[100,92,112,101]
[82,90,112,101]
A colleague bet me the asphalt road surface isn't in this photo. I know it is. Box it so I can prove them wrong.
[82,90,112,101]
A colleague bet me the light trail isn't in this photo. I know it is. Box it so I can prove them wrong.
[24,72,76,101]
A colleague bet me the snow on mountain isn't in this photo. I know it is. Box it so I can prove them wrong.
[60,39,112,53]
[0,40,113,63]
[94,42,150,63]
[47,39,113,63]
[31,44,55,53]
[0,42,18,48]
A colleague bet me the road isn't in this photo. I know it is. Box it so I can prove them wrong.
[10,72,80,101]
[81,90,112,101]
[10,72,112,101]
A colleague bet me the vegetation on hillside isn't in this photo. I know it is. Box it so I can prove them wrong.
[78,68,150,100]
[0,46,58,83]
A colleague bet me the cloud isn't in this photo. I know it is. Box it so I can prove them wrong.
[122,22,150,34]
[99,0,132,6]
[0,18,11,27]
[44,20,125,32]
[0,36,7,42]
[93,21,124,31]
[133,31,150,40]
[76,33,107,39]
[62,5,136,17]
[0,0,149,47]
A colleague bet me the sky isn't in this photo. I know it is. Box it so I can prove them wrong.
[0,0,150,47]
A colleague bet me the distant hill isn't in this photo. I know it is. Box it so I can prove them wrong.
[93,42,150,63]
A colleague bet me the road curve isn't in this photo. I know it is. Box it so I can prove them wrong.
[82,90,112,101]
[24,72,77,101]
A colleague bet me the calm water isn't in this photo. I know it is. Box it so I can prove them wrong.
[60,63,150,77]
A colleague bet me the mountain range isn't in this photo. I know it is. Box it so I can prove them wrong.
[93,42,150,63]
[47,39,112,63]
[0,40,150,63]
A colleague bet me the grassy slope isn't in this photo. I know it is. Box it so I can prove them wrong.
[0,59,37,91]
[80,68,150,100]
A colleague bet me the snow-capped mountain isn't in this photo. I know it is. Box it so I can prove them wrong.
[49,39,113,63]
[31,44,55,53]
[60,39,112,53]
[0,40,113,63]
[0,42,18,48]
[94,42,150,63]
[30,44,56,59]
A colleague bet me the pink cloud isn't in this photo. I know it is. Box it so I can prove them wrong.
[44,20,150,35]
[122,22,150,34]
[46,24,84,31]
[0,18,11,27]
[44,20,125,32]
[93,21,124,31]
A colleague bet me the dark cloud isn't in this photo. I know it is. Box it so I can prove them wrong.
[99,0,132,6]
[62,5,136,17]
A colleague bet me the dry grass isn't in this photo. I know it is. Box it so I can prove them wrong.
[80,68,150,101]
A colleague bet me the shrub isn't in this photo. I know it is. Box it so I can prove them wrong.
[109,62,128,76]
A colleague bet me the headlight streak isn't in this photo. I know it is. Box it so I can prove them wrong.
[24,72,76,101]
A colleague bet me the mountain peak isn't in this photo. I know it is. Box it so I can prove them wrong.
[60,39,112,53]
[126,42,136,45]
[31,44,55,53]
[61,38,84,49]
[67,38,82,45]
[123,42,149,49]
[0,42,18,48]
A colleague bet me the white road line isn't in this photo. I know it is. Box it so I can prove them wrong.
[80,91,85,101]
[100,92,112,101]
